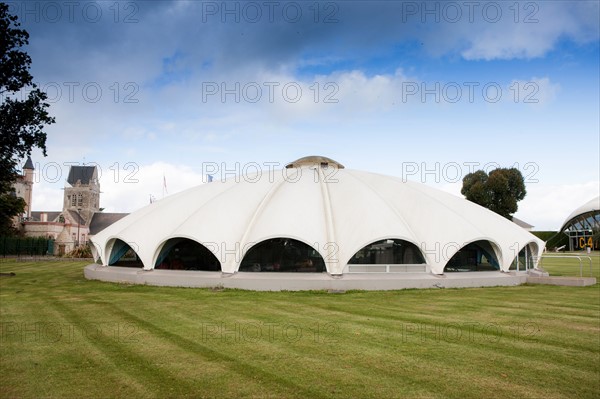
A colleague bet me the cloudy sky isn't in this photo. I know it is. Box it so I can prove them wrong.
[7,0,600,230]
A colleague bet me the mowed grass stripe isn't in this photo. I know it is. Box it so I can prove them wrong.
[89,301,333,398]
[43,296,205,397]
[72,292,452,394]
[97,300,449,398]
[90,286,600,398]
[326,317,595,398]
[1,259,599,398]
[48,299,286,398]
[0,270,153,397]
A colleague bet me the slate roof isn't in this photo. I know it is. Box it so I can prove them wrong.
[511,216,534,229]
[30,211,62,222]
[68,210,87,225]
[67,166,96,185]
[23,156,34,170]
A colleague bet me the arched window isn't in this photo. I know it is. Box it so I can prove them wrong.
[445,240,499,272]
[509,242,538,271]
[154,238,221,271]
[240,238,325,272]
[349,239,425,264]
[347,239,426,273]
[108,239,143,268]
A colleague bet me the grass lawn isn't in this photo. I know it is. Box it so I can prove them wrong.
[1,258,599,399]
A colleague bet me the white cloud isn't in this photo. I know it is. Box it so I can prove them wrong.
[100,162,205,212]
[458,2,599,60]
[515,181,600,231]
[13,0,598,234]
[30,183,63,212]
[30,162,206,214]
[254,68,412,121]
[29,157,598,233]
[506,77,560,106]
[440,180,600,231]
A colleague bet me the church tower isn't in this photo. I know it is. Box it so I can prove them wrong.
[22,157,35,218]
[63,165,100,225]
[11,156,35,222]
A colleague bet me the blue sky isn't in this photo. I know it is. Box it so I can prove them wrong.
[7,0,600,230]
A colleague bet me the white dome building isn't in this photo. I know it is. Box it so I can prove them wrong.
[87,156,544,290]
[559,196,600,251]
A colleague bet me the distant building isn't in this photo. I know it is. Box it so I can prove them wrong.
[11,157,35,223]
[560,197,600,251]
[511,216,534,231]
[12,159,128,255]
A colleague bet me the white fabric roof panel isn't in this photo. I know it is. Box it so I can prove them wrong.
[560,196,600,231]
[91,159,544,275]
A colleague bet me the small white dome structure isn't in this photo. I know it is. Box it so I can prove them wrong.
[560,196,600,232]
[89,156,544,286]
[559,196,600,251]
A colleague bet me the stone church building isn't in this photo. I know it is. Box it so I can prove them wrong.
[13,158,127,255]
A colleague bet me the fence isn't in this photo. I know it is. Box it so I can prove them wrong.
[536,254,597,278]
[0,237,53,257]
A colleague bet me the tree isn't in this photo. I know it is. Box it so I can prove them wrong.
[0,2,54,235]
[461,168,526,219]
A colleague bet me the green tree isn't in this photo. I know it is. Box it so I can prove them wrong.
[461,168,526,219]
[0,2,54,235]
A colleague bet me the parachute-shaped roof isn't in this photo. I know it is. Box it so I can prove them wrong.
[91,157,544,275]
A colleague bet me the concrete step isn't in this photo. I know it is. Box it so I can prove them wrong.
[526,276,597,287]
[528,268,549,277]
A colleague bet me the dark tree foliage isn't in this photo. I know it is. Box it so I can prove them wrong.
[0,2,55,235]
[461,168,526,219]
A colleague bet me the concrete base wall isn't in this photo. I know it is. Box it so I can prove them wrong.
[526,276,597,286]
[84,265,529,291]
